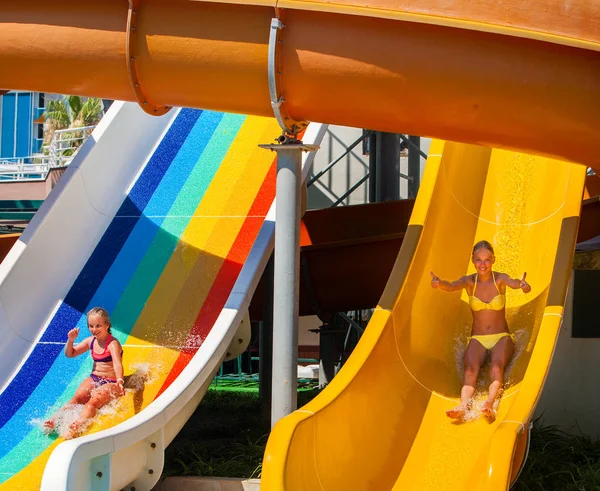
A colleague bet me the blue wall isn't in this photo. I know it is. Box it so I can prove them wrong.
[1,94,17,159]
[0,92,40,160]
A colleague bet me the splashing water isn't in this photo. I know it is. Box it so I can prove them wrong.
[184,333,204,349]
[34,362,161,439]
[492,151,541,280]
[127,362,153,390]
[34,404,91,439]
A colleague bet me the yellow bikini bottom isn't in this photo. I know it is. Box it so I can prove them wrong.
[469,332,515,350]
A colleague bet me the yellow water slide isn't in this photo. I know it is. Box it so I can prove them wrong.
[262,141,586,490]
[1,1,596,488]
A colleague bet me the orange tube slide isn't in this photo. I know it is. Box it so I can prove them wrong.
[1,0,599,168]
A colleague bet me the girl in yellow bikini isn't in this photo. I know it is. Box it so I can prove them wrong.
[430,240,531,422]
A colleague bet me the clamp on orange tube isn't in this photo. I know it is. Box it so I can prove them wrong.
[268,16,308,136]
[126,0,171,116]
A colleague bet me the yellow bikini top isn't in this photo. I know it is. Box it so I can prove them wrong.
[469,272,505,312]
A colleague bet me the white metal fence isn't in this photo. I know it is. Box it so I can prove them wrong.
[0,125,96,181]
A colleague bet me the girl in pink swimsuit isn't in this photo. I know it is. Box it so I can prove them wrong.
[430,241,531,422]
[44,307,124,438]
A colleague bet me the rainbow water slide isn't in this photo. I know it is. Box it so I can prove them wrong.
[1,1,599,490]
[262,142,586,490]
[0,101,324,490]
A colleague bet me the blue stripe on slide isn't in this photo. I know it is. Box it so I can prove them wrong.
[0,109,200,430]
[106,112,246,341]
[0,110,224,465]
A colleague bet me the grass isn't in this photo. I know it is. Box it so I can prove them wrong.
[162,382,320,480]
[163,385,600,490]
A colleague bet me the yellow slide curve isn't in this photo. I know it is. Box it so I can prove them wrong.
[262,141,586,490]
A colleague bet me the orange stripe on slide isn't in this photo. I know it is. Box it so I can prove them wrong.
[155,159,277,396]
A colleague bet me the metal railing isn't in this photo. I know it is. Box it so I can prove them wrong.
[45,125,96,167]
[0,161,51,181]
[0,125,96,181]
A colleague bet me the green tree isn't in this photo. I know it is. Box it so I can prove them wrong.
[42,96,104,161]
[43,95,104,144]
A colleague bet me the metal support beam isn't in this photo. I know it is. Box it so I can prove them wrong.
[259,255,274,426]
[408,135,421,198]
[399,134,428,160]
[318,322,336,388]
[376,132,400,202]
[338,311,365,335]
[331,174,370,208]
[308,132,369,187]
[260,139,319,428]
[368,131,377,203]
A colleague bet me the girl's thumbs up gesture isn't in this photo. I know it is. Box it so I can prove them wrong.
[520,272,531,293]
[430,271,440,289]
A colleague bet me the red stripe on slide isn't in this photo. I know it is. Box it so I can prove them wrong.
[155,159,277,397]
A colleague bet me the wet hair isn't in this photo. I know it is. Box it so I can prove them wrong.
[87,307,112,333]
[472,240,495,256]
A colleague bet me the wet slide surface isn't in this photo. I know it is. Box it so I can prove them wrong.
[0,108,280,490]
[262,141,585,490]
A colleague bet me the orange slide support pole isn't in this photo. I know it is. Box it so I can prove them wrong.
[1,0,599,168]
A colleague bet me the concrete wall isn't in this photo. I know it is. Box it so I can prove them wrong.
[535,272,600,437]
[299,316,320,347]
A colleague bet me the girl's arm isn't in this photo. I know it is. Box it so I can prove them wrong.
[500,272,531,293]
[430,272,471,292]
[109,341,125,394]
[65,328,91,358]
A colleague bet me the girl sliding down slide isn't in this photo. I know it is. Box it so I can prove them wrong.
[430,240,531,422]
[44,307,124,439]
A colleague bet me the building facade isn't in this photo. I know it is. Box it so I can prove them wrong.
[0,91,45,161]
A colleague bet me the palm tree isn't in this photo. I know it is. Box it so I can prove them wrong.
[42,95,104,160]
[43,95,103,138]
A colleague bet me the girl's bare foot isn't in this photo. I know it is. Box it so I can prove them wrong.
[481,387,503,422]
[481,401,496,422]
[64,420,83,440]
[446,406,466,419]
[446,400,472,420]
[42,420,55,434]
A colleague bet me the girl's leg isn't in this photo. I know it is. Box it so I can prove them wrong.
[482,336,515,421]
[66,383,121,438]
[447,339,487,419]
[44,378,95,430]
[69,378,96,405]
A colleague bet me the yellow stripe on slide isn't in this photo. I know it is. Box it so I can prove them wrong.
[1,443,59,491]
[126,117,276,350]
[88,117,280,426]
